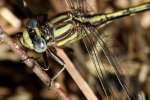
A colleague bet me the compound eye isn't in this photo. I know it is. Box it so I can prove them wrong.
[26,19,38,29]
[32,36,47,53]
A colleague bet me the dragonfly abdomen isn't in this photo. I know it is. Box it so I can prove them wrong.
[74,2,150,26]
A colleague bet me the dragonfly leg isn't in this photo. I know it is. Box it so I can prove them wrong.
[49,66,66,88]
[47,48,66,88]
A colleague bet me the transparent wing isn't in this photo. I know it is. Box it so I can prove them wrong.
[80,25,112,98]
[64,0,143,99]
[65,0,87,14]
[65,0,126,99]
[82,23,145,100]
[73,0,129,99]
[79,24,135,99]
[65,0,75,11]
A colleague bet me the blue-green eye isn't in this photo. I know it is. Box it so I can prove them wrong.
[26,19,38,29]
[32,36,47,53]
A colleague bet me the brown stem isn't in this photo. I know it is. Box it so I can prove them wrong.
[0,26,70,100]
[55,47,98,100]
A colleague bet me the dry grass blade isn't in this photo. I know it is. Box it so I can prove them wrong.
[55,47,98,100]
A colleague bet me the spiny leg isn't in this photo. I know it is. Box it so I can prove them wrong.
[46,48,66,88]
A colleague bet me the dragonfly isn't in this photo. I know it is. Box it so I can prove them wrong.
[19,0,150,99]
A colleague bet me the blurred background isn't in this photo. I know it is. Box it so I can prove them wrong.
[0,0,149,100]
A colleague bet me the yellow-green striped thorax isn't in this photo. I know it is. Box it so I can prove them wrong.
[20,2,150,53]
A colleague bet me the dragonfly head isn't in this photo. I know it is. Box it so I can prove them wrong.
[20,19,47,53]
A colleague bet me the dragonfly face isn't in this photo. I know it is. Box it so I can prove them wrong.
[20,19,48,53]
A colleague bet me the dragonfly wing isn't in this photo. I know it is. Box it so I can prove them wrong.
[79,25,134,99]
[65,0,75,11]
[65,0,88,14]
[80,26,112,99]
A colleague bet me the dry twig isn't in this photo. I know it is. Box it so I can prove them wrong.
[0,26,70,100]
[55,47,98,100]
